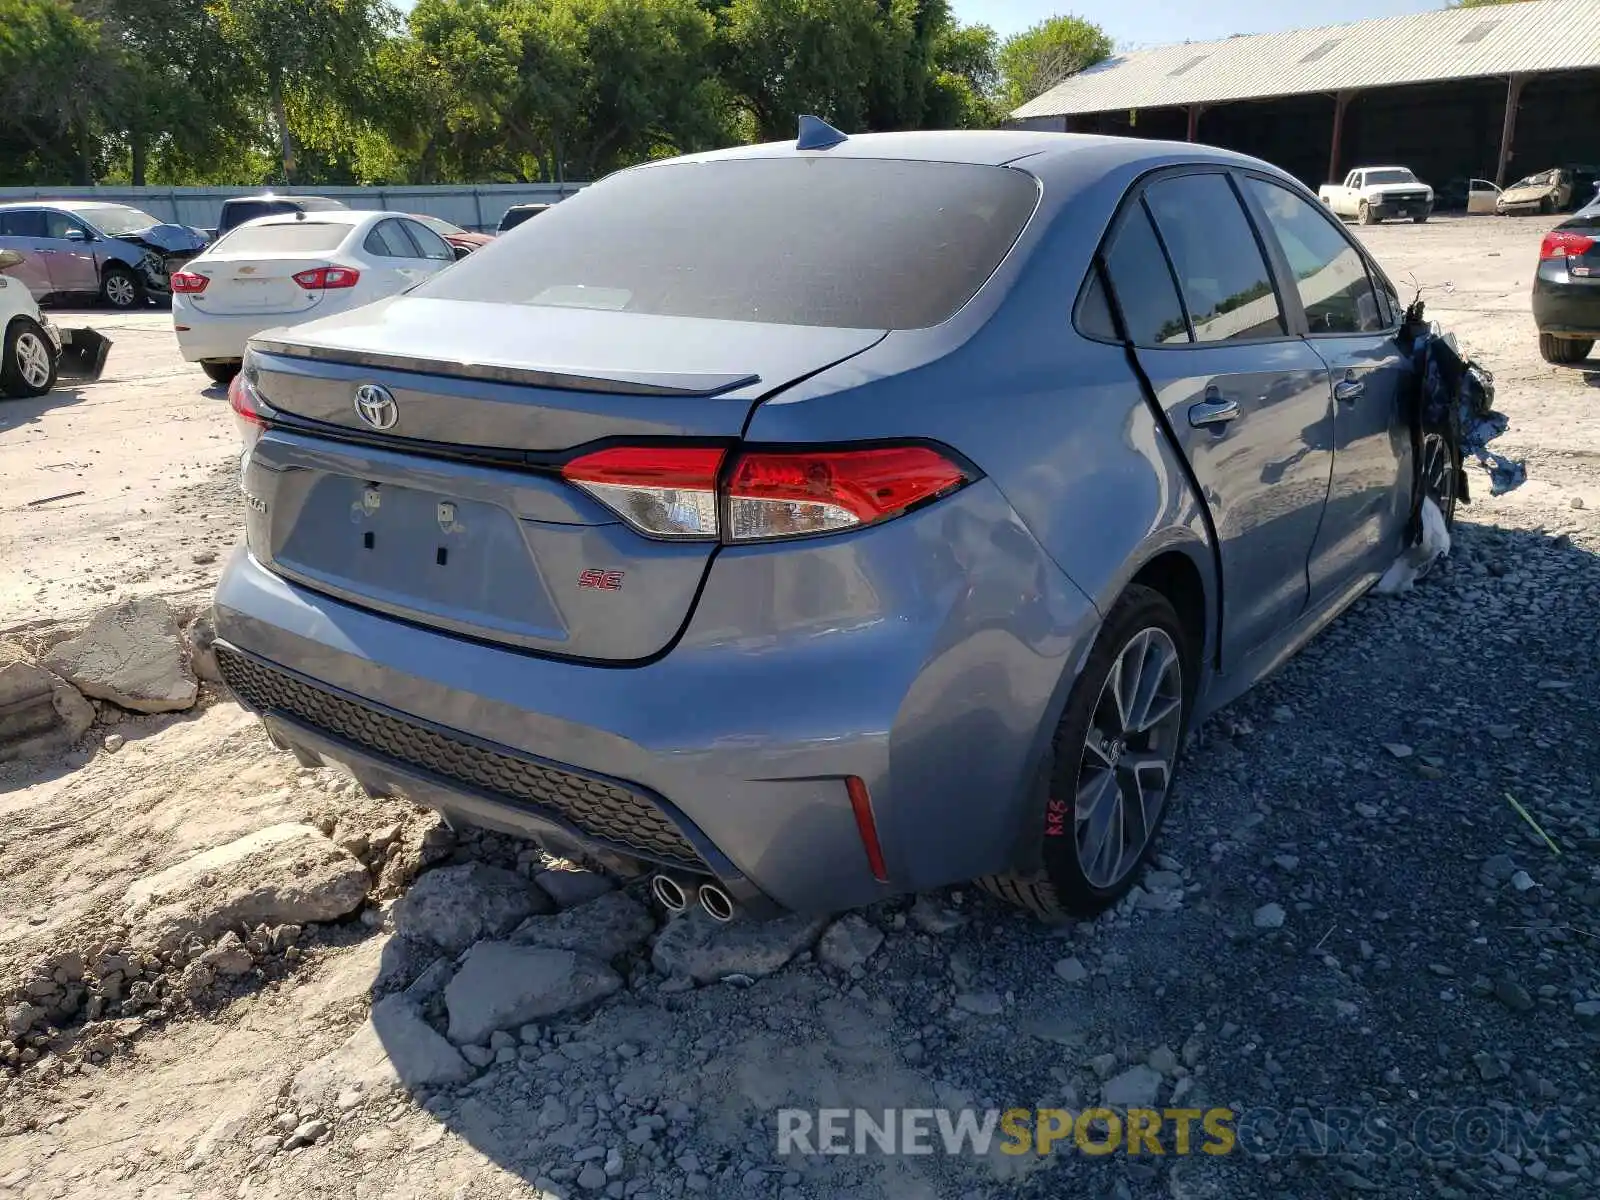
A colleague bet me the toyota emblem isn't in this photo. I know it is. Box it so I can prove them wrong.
[353,383,398,430]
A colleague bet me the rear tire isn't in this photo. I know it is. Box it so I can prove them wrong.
[978,585,1194,920]
[0,317,57,398]
[1359,201,1379,225]
[1539,333,1594,364]
[201,360,241,386]
[101,265,143,310]
[1413,213,1429,224]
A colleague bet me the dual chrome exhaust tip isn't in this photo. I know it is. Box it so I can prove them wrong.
[650,873,736,922]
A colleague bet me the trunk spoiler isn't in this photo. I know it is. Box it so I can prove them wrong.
[248,336,760,398]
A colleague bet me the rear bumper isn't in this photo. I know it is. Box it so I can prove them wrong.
[213,480,1100,915]
[1533,267,1600,337]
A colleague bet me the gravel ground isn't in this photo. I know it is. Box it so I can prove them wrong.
[0,216,1596,1199]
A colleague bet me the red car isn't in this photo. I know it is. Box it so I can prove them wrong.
[408,215,494,260]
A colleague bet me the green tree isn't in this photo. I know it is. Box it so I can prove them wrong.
[0,0,112,184]
[996,13,1111,113]
[927,19,1000,128]
[211,0,396,183]
[75,0,255,185]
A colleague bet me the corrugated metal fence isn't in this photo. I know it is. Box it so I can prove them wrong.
[0,183,589,233]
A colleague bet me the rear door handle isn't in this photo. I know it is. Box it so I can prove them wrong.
[1188,398,1239,428]
[1334,378,1365,403]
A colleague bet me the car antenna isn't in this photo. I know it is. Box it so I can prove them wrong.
[796,114,848,151]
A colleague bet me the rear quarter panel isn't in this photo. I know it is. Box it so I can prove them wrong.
[745,147,1219,665]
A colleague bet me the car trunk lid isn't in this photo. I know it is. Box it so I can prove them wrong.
[243,296,885,660]
[189,254,339,317]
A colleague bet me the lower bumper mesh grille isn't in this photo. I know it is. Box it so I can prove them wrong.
[215,646,704,869]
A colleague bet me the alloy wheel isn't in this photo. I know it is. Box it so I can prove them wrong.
[105,274,136,307]
[1073,627,1185,889]
[14,331,51,390]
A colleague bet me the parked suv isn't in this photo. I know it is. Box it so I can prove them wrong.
[213,131,1437,921]
[215,194,349,239]
[0,201,207,308]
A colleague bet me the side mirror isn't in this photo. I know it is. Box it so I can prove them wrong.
[452,244,472,261]
[0,248,23,271]
[64,227,89,242]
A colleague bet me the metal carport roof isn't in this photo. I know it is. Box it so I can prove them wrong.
[1013,0,1600,119]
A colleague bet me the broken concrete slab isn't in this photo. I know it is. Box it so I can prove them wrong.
[510,889,656,961]
[0,654,94,762]
[123,822,370,950]
[391,863,552,955]
[292,994,475,1105]
[444,943,622,1044]
[42,597,197,713]
[651,911,825,985]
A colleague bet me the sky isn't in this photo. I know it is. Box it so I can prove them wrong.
[960,0,1445,46]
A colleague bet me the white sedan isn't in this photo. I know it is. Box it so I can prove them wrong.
[0,248,61,398]
[171,210,458,385]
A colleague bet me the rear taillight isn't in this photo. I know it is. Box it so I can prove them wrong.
[170,271,209,293]
[561,443,972,543]
[228,368,269,451]
[561,446,724,539]
[728,447,970,541]
[1540,231,1596,260]
[292,266,360,289]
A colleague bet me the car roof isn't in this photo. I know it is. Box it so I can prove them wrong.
[641,129,1280,180]
[0,199,144,212]
[1354,165,1414,172]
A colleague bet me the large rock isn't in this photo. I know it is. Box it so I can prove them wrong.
[291,994,475,1104]
[42,598,197,713]
[817,915,884,973]
[0,652,94,762]
[124,823,370,950]
[444,943,621,1044]
[392,863,552,955]
[650,911,825,985]
[510,889,655,961]
[534,866,614,909]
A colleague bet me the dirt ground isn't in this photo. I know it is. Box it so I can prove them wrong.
[1,215,1597,1200]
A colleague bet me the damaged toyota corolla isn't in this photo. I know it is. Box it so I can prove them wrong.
[0,201,208,309]
[213,125,1460,922]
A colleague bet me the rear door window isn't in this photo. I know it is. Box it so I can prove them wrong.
[365,219,419,259]
[0,210,47,238]
[421,158,1040,329]
[400,219,455,262]
[1245,179,1384,334]
[1144,173,1286,343]
[1102,202,1190,345]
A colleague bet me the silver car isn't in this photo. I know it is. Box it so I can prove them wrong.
[0,201,207,309]
[212,130,1444,921]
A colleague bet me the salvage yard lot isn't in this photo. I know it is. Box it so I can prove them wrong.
[1,216,1597,1200]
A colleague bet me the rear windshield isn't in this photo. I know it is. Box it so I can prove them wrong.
[419,158,1040,329]
[1364,169,1418,186]
[213,222,350,254]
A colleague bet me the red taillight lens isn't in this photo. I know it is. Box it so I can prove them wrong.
[726,446,969,541]
[228,370,269,450]
[562,446,724,538]
[170,271,209,294]
[292,266,360,290]
[562,443,972,542]
[1540,231,1595,260]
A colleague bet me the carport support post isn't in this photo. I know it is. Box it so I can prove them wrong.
[1186,104,1206,142]
[1496,73,1529,187]
[1327,90,1356,184]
